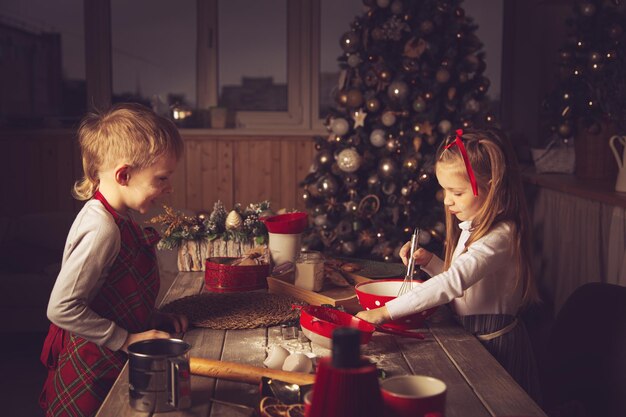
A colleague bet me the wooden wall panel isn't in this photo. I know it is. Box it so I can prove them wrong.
[199,140,217,210]
[216,140,234,209]
[0,132,316,217]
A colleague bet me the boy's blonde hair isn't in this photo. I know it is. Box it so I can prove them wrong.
[73,103,184,200]
[436,128,538,307]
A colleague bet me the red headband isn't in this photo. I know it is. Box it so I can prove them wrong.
[444,129,478,196]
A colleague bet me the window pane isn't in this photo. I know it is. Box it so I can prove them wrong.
[464,0,503,112]
[319,0,363,118]
[0,0,85,128]
[218,0,287,112]
[111,0,196,114]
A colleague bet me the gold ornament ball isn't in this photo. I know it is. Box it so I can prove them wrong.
[366,98,381,112]
[435,189,445,202]
[346,89,364,108]
[436,68,451,83]
[336,91,349,106]
[381,111,397,126]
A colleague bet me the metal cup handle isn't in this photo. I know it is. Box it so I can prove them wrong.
[168,358,192,409]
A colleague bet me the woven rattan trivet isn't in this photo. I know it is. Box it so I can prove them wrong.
[160,292,301,329]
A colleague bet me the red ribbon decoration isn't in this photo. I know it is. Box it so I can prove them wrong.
[444,129,478,196]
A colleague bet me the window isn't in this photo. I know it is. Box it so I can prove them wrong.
[111,0,196,113]
[0,0,85,127]
[317,0,364,119]
[1,0,504,132]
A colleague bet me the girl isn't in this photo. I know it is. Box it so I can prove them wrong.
[40,103,189,417]
[357,128,541,400]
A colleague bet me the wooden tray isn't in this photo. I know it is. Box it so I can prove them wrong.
[266,272,370,314]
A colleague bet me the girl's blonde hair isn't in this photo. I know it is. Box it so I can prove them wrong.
[73,103,184,200]
[436,128,538,307]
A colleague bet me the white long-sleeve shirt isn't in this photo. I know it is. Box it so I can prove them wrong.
[47,199,129,351]
[385,221,522,319]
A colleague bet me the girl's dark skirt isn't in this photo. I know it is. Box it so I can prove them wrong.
[458,314,542,404]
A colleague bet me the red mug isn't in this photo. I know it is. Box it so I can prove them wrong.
[380,375,446,417]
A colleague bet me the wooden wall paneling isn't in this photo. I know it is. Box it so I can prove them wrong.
[40,138,60,212]
[4,139,20,215]
[279,139,297,210]
[270,140,283,208]
[57,136,76,212]
[185,139,203,211]
[233,139,252,206]
[0,138,9,215]
[72,137,83,213]
[201,139,219,210]
[167,141,188,210]
[216,140,234,209]
[295,140,315,211]
[21,138,41,214]
[252,140,275,205]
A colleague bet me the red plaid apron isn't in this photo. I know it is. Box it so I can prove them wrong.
[39,191,161,417]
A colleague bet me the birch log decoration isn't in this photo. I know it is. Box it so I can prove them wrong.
[177,239,261,271]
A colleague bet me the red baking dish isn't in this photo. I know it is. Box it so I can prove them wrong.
[294,305,375,349]
[355,279,438,331]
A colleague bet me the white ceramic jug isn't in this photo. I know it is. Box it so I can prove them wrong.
[609,135,626,192]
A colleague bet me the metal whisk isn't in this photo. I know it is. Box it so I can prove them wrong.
[397,228,420,296]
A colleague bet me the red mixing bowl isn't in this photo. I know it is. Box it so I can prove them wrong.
[294,305,375,349]
[354,279,438,331]
[262,212,309,234]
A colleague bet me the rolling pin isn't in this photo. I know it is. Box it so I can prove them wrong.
[190,357,315,386]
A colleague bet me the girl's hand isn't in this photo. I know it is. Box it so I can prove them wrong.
[356,306,391,325]
[150,311,189,334]
[399,241,434,267]
[120,329,171,353]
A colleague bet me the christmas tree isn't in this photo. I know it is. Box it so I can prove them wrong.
[541,0,626,140]
[301,0,495,262]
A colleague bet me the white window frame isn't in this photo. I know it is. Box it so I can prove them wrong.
[199,0,319,131]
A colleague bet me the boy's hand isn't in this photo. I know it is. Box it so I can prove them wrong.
[120,330,170,353]
[150,311,189,334]
[356,306,391,325]
[399,241,434,267]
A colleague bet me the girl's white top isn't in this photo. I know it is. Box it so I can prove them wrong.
[46,199,128,351]
[385,220,522,318]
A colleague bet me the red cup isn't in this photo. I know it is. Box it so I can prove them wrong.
[380,375,446,417]
[303,390,313,416]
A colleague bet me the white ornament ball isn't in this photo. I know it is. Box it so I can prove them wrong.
[370,129,386,147]
[282,353,313,373]
[418,230,432,246]
[382,111,396,127]
[347,54,362,68]
[434,221,445,234]
[336,147,362,173]
[330,118,350,136]
[438,120,452,135]
[225,210,243,230]
[263,345,290,370]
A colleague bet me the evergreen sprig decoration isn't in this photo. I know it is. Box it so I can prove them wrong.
[149,200,271,250]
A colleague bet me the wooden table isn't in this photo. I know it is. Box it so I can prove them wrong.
[97,272,547,417]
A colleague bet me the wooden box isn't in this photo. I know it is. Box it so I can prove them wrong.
[177,239,260,271]
[266,271,371,314]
